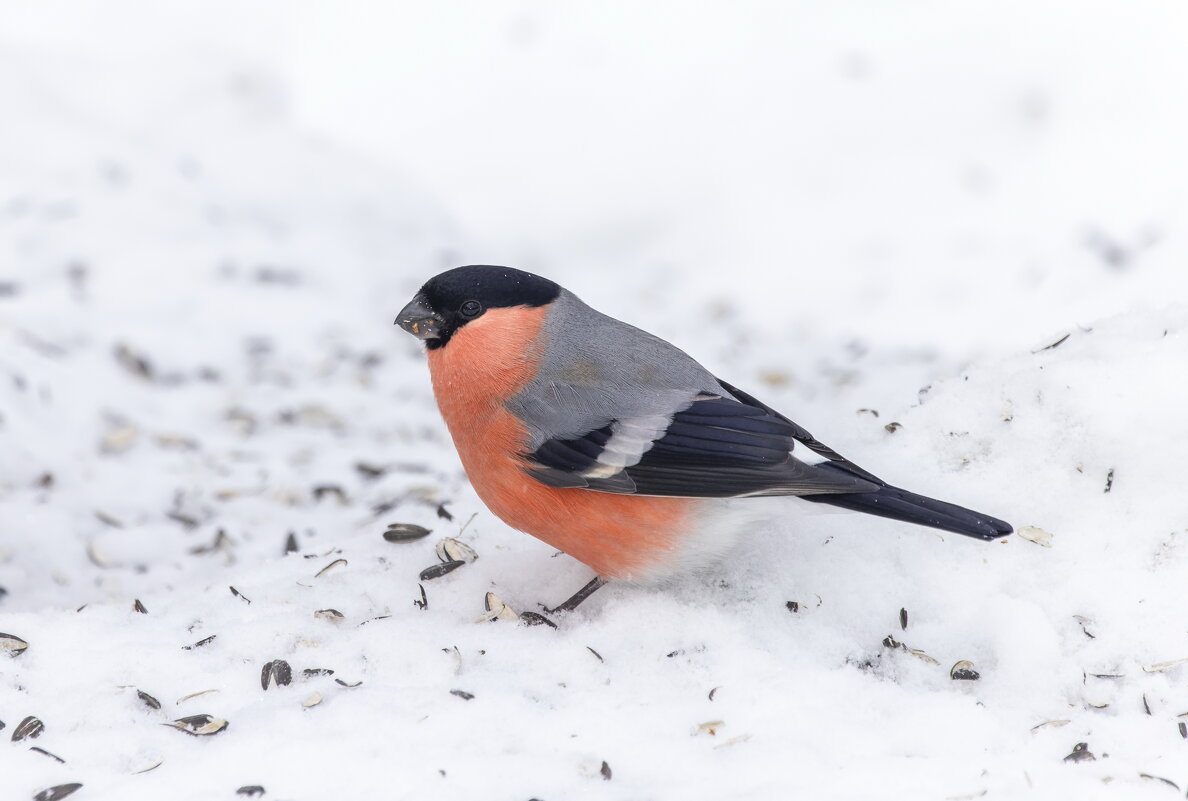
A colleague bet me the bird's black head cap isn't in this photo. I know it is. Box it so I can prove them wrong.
[398,265,561,349]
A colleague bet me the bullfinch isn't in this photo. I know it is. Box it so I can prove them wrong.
[397,265,1011,610]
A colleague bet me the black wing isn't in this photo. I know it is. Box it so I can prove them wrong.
[524,380,881,498]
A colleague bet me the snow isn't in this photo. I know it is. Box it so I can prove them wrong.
[2,2,1187,799]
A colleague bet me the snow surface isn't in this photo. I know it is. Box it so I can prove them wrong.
[2,3,1187,800]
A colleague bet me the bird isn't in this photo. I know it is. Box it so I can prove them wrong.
[397,265,1011,612]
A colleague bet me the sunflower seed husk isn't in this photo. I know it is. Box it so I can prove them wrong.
[261,660,293,690]
[176,689,219,704]
[12,716,45,741]
[1030,719,1070,732]
[899,608,908,630]
[302,668,334,678]
[420,560,465,581]
[284,531,299,554]
[29,746,65,763]
[1,632,28,656]
[237,786,266,797]
[164,714,228,736]
[315,558,347,578]
[1063,742,1095,762]
[33,784,82,801]
[137,690,161,710]
[450,689,474,700]
[435,537,477,564]
[519,611,558,629]
[950,660,981,681]
[334,679,363,688]
[383,523,431,543]
[301,692,323,708]
[132,761,162,775]
[230,586,251,603]
[1017,525,1053,547]
[182,635,216,650]
[1143,657,1188,673]
[314,609,344,623]
[600,761,612,781]
[476,592,519,623]
[133,599,148,614]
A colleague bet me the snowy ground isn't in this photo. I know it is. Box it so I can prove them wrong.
[2,3,1188,800]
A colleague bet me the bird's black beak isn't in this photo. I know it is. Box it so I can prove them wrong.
[395,295,444,340]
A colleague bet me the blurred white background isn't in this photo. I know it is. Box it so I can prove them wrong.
[6,0,1186,354]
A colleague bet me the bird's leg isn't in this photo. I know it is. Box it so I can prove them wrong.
[545,576,607,614]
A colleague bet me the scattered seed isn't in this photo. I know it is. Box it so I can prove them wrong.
[1104,468,1115,493]
[182,635,216,650]
[94,510,123,528]
[1033,333,1071,353]
[1017,526,1053,547]
[1142,694,1152,715]
[164,714,228,736]
[236,787,266,798]
[261,660,293,690]
[315,558,347,578]
[137,690,161,710]
[284,531,299,554]
[189,529,231,555]
[600,761,612,781]
[133,599,148,614]
[384,523,432,543]
[302,692,323,708]
[335,679,363,688]
[436,504,453,521]
[1,632,28,656]
[477,592,520,623]
[354,462,387,480]
[1143,657,1188,673]
[114,342,154,380]
[32,784,82,801]
[708,687,720,701]
[435,537,477,564]
[12,716,45,741]
[414,584,428,611]
[1063,742,1095,763]
[315,609,344,623]
[166,511,200,529]
[357,615,391,627]
[312,484,348,504]
[303,669,334,678]
[950,660,981,681]
[176,689,219,704]
[450,689,475,700]
[785,601,799,613]
[1030,720,1070,733]
[1139,774,1180,791]
[899,608,908,630]
[1179,721,1187,739]
[884,422,902,433]
[420,560,465,581]
[882,635,900,649]
[132,761,162,775]
[229,586,251,603]
[30,746,65,763]
[667,649,685,658]
[519,611,557,629]
[587,647,604,663]
[1086,672,1124,680]
[856,408,879,418]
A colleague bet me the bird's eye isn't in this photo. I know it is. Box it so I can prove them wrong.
[459,299,483,319]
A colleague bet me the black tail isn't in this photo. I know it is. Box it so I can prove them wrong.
[804,475,1012,541]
